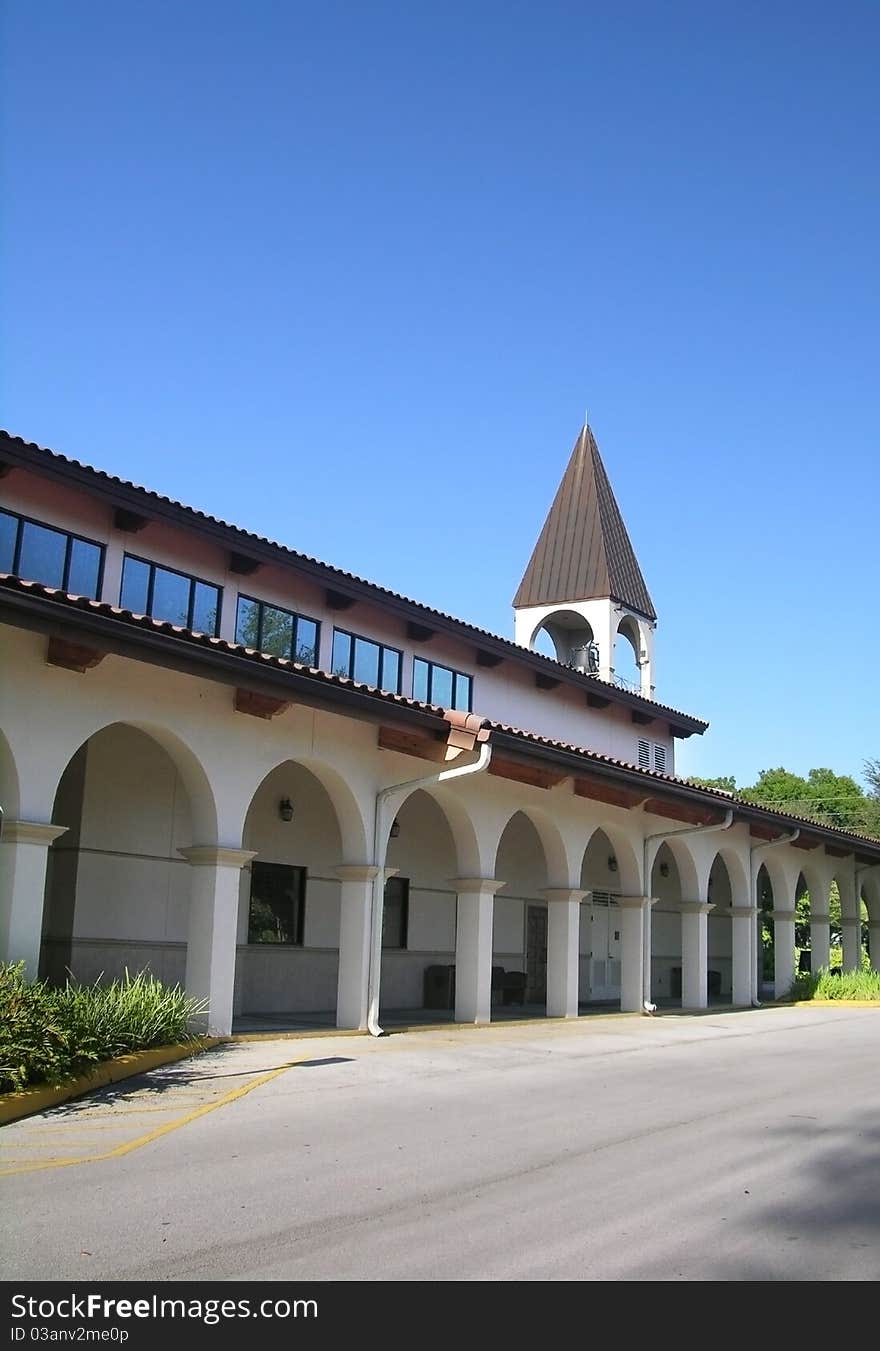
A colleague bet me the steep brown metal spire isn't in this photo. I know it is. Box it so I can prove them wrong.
[513,426,656,621]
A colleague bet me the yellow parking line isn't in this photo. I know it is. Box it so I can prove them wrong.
[0,1061,302,1178]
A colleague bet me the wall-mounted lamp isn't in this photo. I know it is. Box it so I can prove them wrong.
[608,855,618,873]
[278,798,294,823]
[659,861,670,879]
[389,818,401,838]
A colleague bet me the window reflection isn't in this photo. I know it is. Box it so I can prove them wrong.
[1,509,104,598]
[120,554,220,634]
[412,657,472,711]
[333,628,402,693]
[19,521,68,589]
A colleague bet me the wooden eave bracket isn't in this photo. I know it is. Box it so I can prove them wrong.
[113,507,149,533]
[586,692,611,709]
[46,636,106,673]
[229,551,262,576]
[476,649,503,667]
[488,757,567,790]
[535,673,560,690]
[643,797,727,827]
[378,726,449,763]
[406,621,435,642]
[574,776,650,811]
[326,588,356,611]
[379,711,490,764]
[0,461,12,479]
[234,688,291,720]
[631,710,654,726]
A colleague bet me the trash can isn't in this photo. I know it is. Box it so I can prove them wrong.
[423,964,455,1009]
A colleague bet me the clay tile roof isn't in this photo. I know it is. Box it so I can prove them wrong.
[513,425,656,621]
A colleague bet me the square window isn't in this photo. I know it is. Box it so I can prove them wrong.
[150,565,191,626]
[383,876,409,949]
[19,520,67,589]
[0,511,18,572]
[413,658,430,703]
[67,537,102,598]
[192,580,220,635]
[295,617,318,665]
[121,556,151,614]
[260,605,294,658]
[247,861,305,945]
[235,596,261,647]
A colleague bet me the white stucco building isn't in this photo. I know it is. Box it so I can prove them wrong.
[1,423,878,1035]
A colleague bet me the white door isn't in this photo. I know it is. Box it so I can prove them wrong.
[589,892,622,1001]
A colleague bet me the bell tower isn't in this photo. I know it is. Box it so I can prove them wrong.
[513,425,657,697]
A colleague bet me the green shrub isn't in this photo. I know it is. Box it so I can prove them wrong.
[789,964,880,1002]
[0,963,208,1093]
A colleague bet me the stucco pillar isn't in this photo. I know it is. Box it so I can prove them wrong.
[840,917,861,973]
[771,910,797,999]
[0,821,68,978]
[680,902,714,1010]
[810,913,831,972]
[180,846,256,1036]
[838,874,859,972]
[868,923,880,974]
[617,896,655,1013]
[453,879,503,1024]
[543,888,587,1018]
[730,905,757,1006]
[334,864,380,1030]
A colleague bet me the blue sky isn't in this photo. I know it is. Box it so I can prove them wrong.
[2,1,878,790]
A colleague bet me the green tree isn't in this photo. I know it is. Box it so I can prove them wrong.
[742,766,880,837]
[687,775,737,793]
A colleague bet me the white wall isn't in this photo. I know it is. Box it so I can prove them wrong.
[4,468,680,777]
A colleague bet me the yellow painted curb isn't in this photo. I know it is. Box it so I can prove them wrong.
[0,1059,300,1178]
[228,1010,643,1041]
[791,999,880,1007]
[0,1038,222,1127]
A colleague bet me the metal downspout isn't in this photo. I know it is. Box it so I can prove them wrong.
[366,718,492,1036]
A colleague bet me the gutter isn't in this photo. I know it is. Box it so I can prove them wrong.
[366,712,493,1036]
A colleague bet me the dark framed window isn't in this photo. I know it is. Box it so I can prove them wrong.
[331,627,402,693]
[235,595,319,665]
[120,553,220,634]
[0,508,104,598]
[413,657,472,712]
[247,861,306,945]
[383,876,409,950]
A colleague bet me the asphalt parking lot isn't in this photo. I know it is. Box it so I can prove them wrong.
[2,1005,879,1281]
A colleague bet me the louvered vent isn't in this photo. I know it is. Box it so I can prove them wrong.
[653,744,667,773]
[638,739,650,769]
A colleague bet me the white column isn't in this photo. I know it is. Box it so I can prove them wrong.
[334,864,379,1030]
[618,896,655,1013]
[179,846,256,1036]
[772,909,797,999]
[838,873,859,971]
[453,878,502,1024]
[730,905,757,1006]
[810,912,831,972]
[681,901,713,1010]
[0,821,68,978]
[869,922,880,974]
[543,888,587,1018]
[841,917,861,973]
